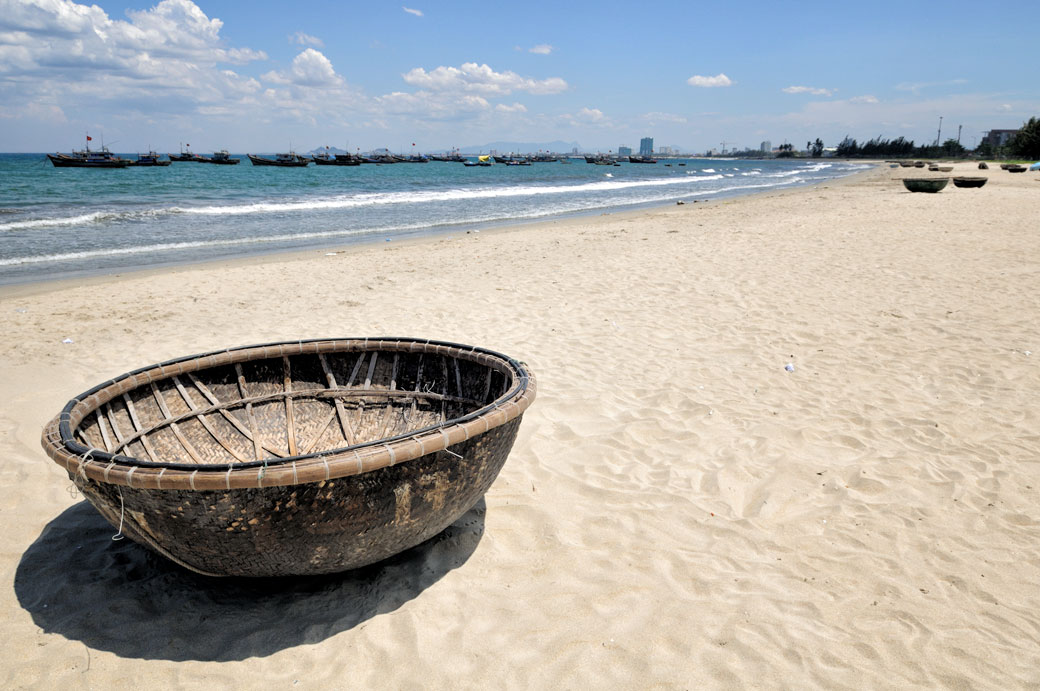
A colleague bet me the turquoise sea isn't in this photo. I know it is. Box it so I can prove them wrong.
[0,154,869,286]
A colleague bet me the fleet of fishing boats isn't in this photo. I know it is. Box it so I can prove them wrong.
[47,135,662,169]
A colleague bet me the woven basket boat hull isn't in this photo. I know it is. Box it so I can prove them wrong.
[902,178,949,193]
[42,338,535,577]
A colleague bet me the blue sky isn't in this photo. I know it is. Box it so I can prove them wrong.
[1,0,1037,153]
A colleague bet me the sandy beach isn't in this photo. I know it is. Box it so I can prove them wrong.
[2,162,1039,688]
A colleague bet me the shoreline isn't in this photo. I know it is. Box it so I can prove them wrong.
[1,163,878,298]
[4,159,1039,687]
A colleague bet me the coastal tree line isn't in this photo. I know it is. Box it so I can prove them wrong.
[833,116,1039,159]
[717,116,1039,160]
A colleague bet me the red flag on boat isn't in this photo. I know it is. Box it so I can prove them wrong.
[86,136,92,141]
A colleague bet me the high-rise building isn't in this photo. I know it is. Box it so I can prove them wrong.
[618,146,632,156]
[639,137,654,156]
[980,129,1019,148]
[760,140,772,153]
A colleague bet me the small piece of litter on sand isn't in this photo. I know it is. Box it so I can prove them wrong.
[62,338,74,344]
[324,252,338,256]
[785,363,795,372]
[15,308,27,313]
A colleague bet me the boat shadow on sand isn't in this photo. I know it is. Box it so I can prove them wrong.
[15,498,485,662]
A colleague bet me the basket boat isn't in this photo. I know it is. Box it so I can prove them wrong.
[902,178,949,193]
[42,338,536,577]
[952,177,987,188]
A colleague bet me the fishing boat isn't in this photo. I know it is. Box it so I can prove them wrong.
[314,151,362,166]
[168,144,203,162]
[627,155,658,163]
[430,150,466,162]
[464,155,494,167]
[203,150,239,165]
[131,151,171,167]
[48,135,130,168]
[247,152,310,167]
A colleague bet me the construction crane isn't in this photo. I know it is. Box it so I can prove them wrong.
[719,141,731,154]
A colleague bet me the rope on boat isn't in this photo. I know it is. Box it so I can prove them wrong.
[112,488,125,541]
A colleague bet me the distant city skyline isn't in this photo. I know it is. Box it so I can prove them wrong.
[1,0,1038,153]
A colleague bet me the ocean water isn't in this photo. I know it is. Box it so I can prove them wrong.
[0,154,869,285]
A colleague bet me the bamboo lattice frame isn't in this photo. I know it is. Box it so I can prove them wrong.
[42,338,536,491]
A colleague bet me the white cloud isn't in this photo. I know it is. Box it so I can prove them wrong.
[529,44,553,55]
[496,103,528,113]
[374,90,490,118]
[783,85,834,96]
[0,101,67,122]
[575,107,605,122]
[849,95,879,104]
[1000,103,1012,111]
[895,78,967,94]
[687,73,733,88]
[642,111,688,124]
[558,107,611,128]
[289,31,323,47]
[403,6,423,17]
[0,0,267,117]
[402,62,567,96]
[263,49,343,87]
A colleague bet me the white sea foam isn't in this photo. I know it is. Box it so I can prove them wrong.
[2,166,849,235]
[0,211,117,232]
[0,224,414,267]
[172,177,744,217]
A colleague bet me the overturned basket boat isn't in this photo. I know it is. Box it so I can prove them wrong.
[42,338,536,577]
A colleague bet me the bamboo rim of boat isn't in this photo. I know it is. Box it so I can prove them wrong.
[42,337,536,491]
